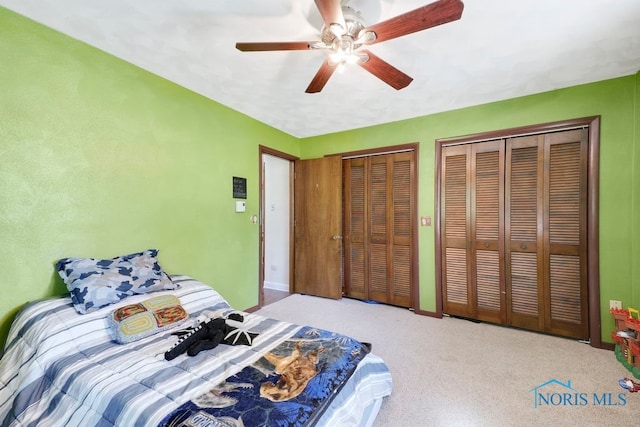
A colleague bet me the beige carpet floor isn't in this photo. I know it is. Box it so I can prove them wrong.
[255,294,639,427]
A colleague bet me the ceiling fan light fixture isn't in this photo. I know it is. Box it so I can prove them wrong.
[329,23,345,37]
[356,30,376,45]
[329,50,365,74]
[333,38,353,56]
[321,5,366,47]
[328,52,348,66]
[329,36,362,68]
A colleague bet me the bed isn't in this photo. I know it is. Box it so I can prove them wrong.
[0,274,392,426]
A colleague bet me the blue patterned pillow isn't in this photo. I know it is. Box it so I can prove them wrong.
[56,249,176,314]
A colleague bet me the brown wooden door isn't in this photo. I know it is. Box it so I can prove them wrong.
[505,135,544,331]
[442,141,504,321]
[343,152,414,307]
[441,144,471,317]
[441,129,589,339]
[506,129,589,338]
[388,152,413,307]
[545,129,588,338]
[344,157,367,300]
[472,141,505,324]
[293,156,343,299]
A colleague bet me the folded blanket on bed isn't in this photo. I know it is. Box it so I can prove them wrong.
[160,326,371,427]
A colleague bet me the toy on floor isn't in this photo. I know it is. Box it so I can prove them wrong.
[618,377,640,393]
[164,312,258,360]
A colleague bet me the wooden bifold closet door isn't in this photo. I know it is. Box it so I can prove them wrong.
[441,128,589,339]
[343,152,414,308]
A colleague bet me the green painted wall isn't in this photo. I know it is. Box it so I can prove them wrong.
[301,75,639,343]
[0,8,299,348]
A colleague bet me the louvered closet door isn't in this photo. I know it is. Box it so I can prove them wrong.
[442,129,588,339]
[343,152,414,307]
[505,129,589,339]
[343,158,367,300]
[544,129,588,338]
[442,142,504,320]
[388,152,413,307]
[473,141,505,323]
[505,136,544,331]
[369,155,390,302]
[442,144,471,317]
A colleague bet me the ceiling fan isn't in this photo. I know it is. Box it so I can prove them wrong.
[236,0,464,93]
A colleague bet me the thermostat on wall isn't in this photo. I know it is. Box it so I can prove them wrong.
[235,201,246,212]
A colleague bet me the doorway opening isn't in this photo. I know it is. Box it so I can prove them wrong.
[259,146,297,308]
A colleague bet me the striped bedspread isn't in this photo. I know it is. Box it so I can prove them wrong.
[0,276,392,426]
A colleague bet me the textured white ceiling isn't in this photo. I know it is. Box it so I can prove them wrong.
[2,0,640,138]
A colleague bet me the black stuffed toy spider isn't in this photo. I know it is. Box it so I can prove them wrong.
[164,313,258,360]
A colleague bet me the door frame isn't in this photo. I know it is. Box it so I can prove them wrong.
[258,145,298,308]
[434,116,602,348]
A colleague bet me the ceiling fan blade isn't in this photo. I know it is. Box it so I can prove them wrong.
[305,58,338,93]
[363,0,464,45]
[314,0,346,34]
[236,42,314,52]
[358,50,413,90]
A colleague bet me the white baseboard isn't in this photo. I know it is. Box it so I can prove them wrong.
[264,281,289,292]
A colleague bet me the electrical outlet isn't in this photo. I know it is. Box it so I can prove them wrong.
[610,300,622,310]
